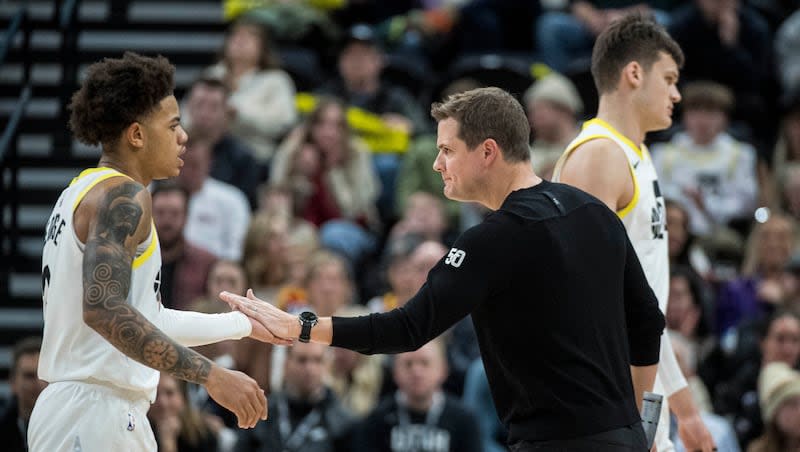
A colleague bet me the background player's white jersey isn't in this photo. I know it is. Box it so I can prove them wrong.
[39,167,162,402]
[553,118,669,308]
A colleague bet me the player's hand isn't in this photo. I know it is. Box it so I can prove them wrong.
[677,411,716,452]
[220,289,299,343]
[204,365,267,429]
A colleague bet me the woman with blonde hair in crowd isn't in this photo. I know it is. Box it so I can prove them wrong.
[241,212,292,301]
[716,213,798,336]
[271,96,380,266]
[204,16,297,161]
[149,373,218,452]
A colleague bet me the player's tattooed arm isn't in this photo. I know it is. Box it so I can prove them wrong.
[82,180,212,384]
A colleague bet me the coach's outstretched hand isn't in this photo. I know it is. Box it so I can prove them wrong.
[205,365,267,428]
[220,289,299,344]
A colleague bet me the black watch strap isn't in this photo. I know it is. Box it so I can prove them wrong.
[299,321,313,343]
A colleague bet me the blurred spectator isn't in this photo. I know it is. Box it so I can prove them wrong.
[669,333,741,452]
[536,1,673,73]
[305,249,355,317]
[316,23,430,222]
[182,257,274,401]
[149,373,218,452]
[653,81,758,237]
[318,23,429,137]
[766,96,800,214]
[242,213,292,300]
[668,0,773,143]
[236,342,354,452]
[775,10,800,94]
[390,191,451,244]
[367,233,427,313]
[352,340,481,452]
[0,337,46,452]
[187,260,273,400]
[716,213,796,336]
[461,358,508,452]
[152,181,217,310]
[457,0,540,54]
[747,362,800,452]
[714,310,800,447]
[272,97,380,265]
[183,77,263,208]
[667,266,716,365]
[204,17,297,162]
[327,305,384,418]
[778,164,800,221]
[254,185,320,291]
[395,134,462,226]
[523,72,582,180]
[179,138,251,261]
[665,199,713,281]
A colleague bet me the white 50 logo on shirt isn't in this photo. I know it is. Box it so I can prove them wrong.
[445,248,466,268]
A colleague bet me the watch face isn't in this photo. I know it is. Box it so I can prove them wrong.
[300,311,317,322]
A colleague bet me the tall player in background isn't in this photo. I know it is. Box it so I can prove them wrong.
[553,15,716,452]
[29,53,284,451]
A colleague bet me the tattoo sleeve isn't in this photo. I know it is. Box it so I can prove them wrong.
[82,182,212,384]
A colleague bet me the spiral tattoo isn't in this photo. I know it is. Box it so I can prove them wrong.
[82,180,211,384]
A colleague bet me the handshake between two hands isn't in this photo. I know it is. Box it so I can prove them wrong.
[219,289,300,346]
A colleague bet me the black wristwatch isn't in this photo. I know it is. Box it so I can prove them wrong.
[298,311,318,343]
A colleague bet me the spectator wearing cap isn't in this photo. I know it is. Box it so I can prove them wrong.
[523,72,582,180]
[652,80,758,237]
[747,362,800,451]
[316,23,431,224]
[317,23,429,137]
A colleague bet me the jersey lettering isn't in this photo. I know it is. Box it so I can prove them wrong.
[444,248,466,268]
[45,213,66,246]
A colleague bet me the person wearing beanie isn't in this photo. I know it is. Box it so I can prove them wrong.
[523,72,582,180]
[747,362,800,451]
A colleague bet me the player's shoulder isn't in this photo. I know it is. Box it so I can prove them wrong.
[569,137,627,165]
[76,175,152,238]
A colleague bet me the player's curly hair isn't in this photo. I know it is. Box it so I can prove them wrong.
[591,14,684,94]
[68,52,175,148]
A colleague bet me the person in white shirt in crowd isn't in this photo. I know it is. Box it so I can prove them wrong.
[179,137,251,261]
[652,81,758,237]
[203,16,297,162]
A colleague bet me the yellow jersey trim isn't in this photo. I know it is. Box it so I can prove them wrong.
[132,222,158,269]
[617,162,640,219]
[559,133,640,218]
[69,167,114,187]
[71,169,128,212]
[584,118,645,160]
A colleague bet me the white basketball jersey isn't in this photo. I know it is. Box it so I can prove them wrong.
[40,167,162,402]
[553,118,669,310]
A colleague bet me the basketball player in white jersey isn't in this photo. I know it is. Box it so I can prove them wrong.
[28,53,287,451]
[552,15,716,452]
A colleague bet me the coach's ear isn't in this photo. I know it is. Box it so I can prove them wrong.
[481,138,501,167]
[124,122,145,150]
[622,61,644,89]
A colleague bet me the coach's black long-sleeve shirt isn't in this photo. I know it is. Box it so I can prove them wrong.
[332,180,665,442]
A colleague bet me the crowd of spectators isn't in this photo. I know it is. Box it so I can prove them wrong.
[5,0,800,450]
